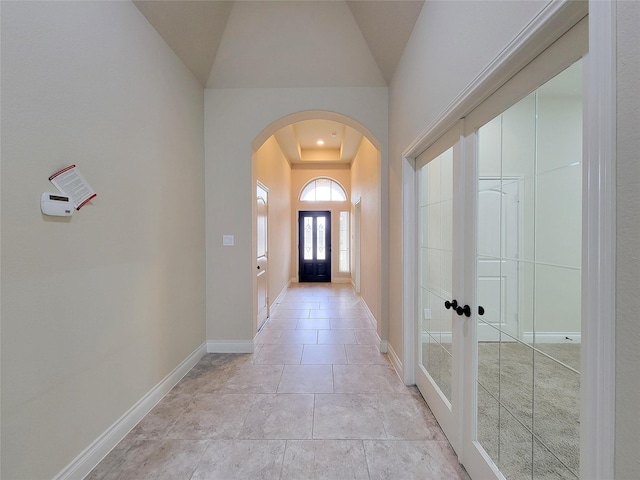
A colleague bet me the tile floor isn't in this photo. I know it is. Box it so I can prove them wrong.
[87,283,469,480]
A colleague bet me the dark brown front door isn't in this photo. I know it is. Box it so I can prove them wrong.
[298,211,331,282]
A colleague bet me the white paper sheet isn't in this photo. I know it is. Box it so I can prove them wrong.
[49,165,96,210]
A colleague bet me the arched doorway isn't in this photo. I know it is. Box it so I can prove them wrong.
[251,111,384,347]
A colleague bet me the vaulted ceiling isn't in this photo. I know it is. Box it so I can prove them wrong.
[133,1,424,165]
[133,0,425,87]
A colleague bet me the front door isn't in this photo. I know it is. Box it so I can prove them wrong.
[298,211,331,282]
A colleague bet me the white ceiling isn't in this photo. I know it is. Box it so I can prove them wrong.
[133,0,425,165]
[133,0,424,87]
[274,119,363,166]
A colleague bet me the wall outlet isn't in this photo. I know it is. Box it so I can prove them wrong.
[424,308,431,320]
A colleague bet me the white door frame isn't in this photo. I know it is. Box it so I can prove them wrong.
[353,197,361,293]
[401,1,615,478]
[256,181,269,331]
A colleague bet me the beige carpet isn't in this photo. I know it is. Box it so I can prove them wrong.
[422,340,580,479]
[477,342,579,479]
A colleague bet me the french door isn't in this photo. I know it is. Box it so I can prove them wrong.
[416,55,585,480]
[298,211,331,282]
[416,131,464,456]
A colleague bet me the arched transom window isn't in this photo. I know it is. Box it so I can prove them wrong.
[300,178,347,202]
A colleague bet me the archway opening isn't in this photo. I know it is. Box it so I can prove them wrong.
[251,110,384,347]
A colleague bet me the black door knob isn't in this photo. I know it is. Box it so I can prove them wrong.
[257,265,261,270]
[478,306,485,316]
[456,305,471,317]
[445,299,458,310]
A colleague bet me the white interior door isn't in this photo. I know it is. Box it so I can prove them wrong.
[477,180,521,341]
[257,183,268,330]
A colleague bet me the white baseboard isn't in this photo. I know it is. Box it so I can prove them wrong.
[422,331,581,345]
[332,276,352,284]
[522,332,581,344]
[358,296,386,355]
[359,297,377,327]
[270,280,291,307]
[207,340,254,353]
[387,343,404,381]
[53,342,207,480]
[421,331,453,344]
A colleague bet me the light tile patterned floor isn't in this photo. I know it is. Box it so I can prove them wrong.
[87,283,469,480]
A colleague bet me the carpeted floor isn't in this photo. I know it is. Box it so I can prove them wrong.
[422,340,580,479]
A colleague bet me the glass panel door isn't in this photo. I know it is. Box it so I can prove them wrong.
[475,60,582,479]
[416,144,459,447]
[298,211,331,282]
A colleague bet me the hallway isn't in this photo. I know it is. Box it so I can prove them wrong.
[87,284,469,479]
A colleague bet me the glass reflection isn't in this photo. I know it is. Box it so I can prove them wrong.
[317,217,325,260]
[304,217,313,260]
[419,147,454,402]
[476,60,582,480]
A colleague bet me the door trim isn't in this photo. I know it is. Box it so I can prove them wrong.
[582,3,616,478]
[401,0,587,160]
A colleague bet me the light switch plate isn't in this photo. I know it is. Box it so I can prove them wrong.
[223,234,234,246]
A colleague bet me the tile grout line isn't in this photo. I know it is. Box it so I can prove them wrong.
[186,438,212,480]
[362,439,372,480]
[311,393,317,440]
[279,439,289,480]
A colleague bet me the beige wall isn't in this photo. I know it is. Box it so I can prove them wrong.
[255,137,292,310]
[615,1,640,476]
[205,88,387,342]
[0,2,205,478]
[291,167,351,284]
[6,1,637,478]
[388,0,547,371]
[350,138,382,327]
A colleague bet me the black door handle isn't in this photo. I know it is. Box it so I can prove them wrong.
[478,306,485,316]
[444,299,458,310]
[456,304,471,317]
[257,265,261,270]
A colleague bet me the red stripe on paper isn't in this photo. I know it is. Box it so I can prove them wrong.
[48,164,76,181]
[76,193,97,210]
